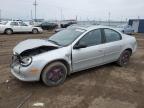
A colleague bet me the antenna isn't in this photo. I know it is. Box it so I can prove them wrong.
[33,0,38,20]
[60,8,63,21]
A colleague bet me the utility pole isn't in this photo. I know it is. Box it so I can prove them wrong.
[76,16,77,21]
[33,0,38,20]
[60,8,63,21]
[0,9,1,22]
[31,10,33,20]
[108,12,111,26]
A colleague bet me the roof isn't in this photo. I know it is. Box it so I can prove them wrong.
[129,19,144,21]
[69,24,114,31]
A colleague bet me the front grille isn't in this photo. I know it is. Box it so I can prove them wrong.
[11,55,21,67]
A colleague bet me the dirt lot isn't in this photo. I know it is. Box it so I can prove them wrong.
[0,32,144,108]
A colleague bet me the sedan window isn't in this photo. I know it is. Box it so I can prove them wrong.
[78,29,102,47]
[41,22,48,26]
[10,22,19,26]
[104,29,121,43]
[19,22,28,26]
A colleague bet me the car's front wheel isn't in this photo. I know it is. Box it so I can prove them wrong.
[5,29,13,35]
[42,62,67,86]
[117,50,131,67]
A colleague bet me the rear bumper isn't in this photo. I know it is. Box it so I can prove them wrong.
[133,40,137,54]
[0,30,4,34]
[38,28,43,33]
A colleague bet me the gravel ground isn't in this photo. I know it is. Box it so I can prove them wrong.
[0,32,144,108]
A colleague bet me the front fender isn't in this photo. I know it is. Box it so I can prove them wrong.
[32,46,72,77]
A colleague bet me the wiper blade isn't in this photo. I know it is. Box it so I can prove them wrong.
[48,40,61,46]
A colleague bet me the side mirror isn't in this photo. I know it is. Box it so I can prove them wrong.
[73,43,87,49]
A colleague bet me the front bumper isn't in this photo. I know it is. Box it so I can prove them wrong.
[11,64,41,82]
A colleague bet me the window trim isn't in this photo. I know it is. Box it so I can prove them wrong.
[19,22,28,26]
[74,29,104,48]
[102,28,122,43]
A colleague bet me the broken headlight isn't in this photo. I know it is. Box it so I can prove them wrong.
[20,57,32,66]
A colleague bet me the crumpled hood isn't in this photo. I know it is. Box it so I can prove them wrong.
[13,39,59,54]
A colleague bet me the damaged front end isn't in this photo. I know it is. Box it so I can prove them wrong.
[10,39,62,81]
[10,45,59,81]
[20,46,58,57]
[11,46,58,67]
[11,39,59,67]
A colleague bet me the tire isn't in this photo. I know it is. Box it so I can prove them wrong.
[117,50,131,67]
[32,28,38,34]
[42,62,67,86]
[5,29,13,35]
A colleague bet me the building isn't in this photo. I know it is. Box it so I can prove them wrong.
[128,19,144,33]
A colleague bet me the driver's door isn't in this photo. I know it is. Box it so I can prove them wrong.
[72,29,105,72]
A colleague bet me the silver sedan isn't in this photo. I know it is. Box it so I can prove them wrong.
[115,25,134,35]
[11,25,137,86]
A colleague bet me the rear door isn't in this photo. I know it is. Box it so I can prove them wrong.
[102,28,123,63]
[72,29,105,72]
[10,22,21,32]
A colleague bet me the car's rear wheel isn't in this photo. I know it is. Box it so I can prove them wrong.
[5,29,13,35]
[32,28,38,34]
[42,62,67,86]
[117,50,131,67]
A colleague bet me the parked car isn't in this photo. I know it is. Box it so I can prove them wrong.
[0,21,43,35]
[55,28,66,33]
[37,22,58,30]
[60,21,76,28]
[115,25,134,35]
[55,23,77,33]
[24,21,35,26]
[11,25,137,86]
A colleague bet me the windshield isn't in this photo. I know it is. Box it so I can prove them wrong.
[48,28,86,46]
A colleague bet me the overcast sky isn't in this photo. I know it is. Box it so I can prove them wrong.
[0,0,144,21]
